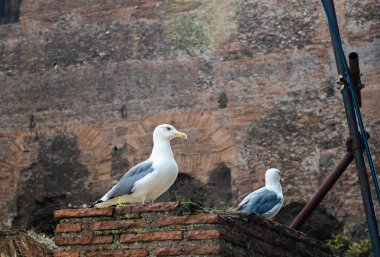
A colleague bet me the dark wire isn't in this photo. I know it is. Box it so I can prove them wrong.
[321,0,380,206]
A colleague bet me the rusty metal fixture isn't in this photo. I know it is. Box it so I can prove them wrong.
[348,52,363,107]
[289,151,354,230]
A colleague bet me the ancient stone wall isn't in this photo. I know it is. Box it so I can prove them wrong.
[0,0,379,239]
[53,202,333,257]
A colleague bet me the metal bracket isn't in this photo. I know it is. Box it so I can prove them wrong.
[336,74,346,91]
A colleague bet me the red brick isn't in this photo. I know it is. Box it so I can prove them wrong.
[120,231,182,243]
[89,219,146,231]
[55,236,113,246]
[186,230,221,240]
[85,249,149,257]
[55,223,82,233]
[155,246,221,256]
[115,202,179,214]
[54,208,113,219]
[155,214,221,227]
[54,252,80,257]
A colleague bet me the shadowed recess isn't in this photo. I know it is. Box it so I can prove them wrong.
[158,163,232,207]
[275,202,343,241]
[0,0,22,24]
[13,134,92,235]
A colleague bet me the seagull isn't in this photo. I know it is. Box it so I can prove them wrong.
[91,124,187,208]
[236,168,284,219]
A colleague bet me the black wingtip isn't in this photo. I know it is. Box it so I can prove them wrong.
[90,199,103,208]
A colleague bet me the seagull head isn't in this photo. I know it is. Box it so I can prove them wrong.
[153,124,187,142]
[265,168,284,189]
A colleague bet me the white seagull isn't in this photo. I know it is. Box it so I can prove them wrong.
[91,124,187,208]
[237,168,284,219]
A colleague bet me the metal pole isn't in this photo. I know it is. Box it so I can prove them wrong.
[348,52,362,107]
[341,85,380,256]
[323,1,380,255]
[325,0,344,75]
[290,152,354,230]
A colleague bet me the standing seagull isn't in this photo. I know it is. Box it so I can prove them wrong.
[237,168,284,219]
[91,124,187,208]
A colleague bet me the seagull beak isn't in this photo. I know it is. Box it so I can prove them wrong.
[174,131,187,140]
[280,178,285,187]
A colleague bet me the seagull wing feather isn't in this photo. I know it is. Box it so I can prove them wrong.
[104,160,154,200]
[237,188,266,209]
[238,188,281,214]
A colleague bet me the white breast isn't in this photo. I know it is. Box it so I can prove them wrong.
[133,158,178,202]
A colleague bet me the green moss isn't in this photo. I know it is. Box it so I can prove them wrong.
[326,234,372,257]
[347,240,371,257]
[165,13,209,50]
[134,241,142,248]
[129,227,148,233]
[175,198,203,215]
[93,229,121,236]
[162,0,240,50]
[206,204,232,214]
[123,213,140,219]
[161,1,203,14]
[174,197,233,215]
[326,234,350,252]
[111,240,121,250]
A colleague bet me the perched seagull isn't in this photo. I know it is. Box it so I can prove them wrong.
[237,168,284,219]
[91,124,187,208]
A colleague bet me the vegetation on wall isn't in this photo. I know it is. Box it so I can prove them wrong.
[326,233,372,257]
[162,0,240,50]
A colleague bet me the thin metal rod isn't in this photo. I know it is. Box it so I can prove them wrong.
[325,0,344,75]
[289,152,354,230]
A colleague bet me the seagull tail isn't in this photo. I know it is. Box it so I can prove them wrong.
[92,195,128,208]
[90,199,103,208]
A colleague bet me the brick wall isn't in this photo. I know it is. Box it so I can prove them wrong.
[0,230,53,257]
[54,202,333,257]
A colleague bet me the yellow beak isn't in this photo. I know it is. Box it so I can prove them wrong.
[280,178,285,187]
[175,132,187,140]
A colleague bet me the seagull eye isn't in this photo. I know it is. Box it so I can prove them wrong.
[166,127,171,131]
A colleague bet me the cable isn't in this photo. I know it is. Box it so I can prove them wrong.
[321,0,380,206]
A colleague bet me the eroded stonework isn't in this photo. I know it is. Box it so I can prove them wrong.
[0,0,379,240]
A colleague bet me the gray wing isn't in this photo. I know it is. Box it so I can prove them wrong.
[237,188,281,214]
[103,160,154,200]
[238,188,265,208]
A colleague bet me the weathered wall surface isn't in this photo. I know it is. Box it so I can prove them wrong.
[0,230,53,256]
[53,202,333,257]
[0,0,379,238]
